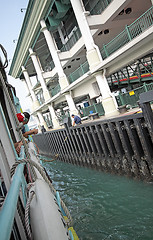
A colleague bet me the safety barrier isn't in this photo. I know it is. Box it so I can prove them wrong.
[116,82,153,108]
[60,28,82,52]
[50,83,61,97]
[101,6,153,59]
[0,147,26,240]
[33,92,153,181]
[66,6,153,84]
[81,102,105,117]
[86,0,112,15]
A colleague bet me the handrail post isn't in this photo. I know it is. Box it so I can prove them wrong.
[0,163,25,240]
[119,92,125,106]
[143,82,148,92]
[103,44,109,57]
[125,25,132,41]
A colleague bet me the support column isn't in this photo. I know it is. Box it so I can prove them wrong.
[37,111,48,130]
[22,66,40,111]
[95,71,119,117]
[70,0,102,70]
[65,92,78,116]
[40,20,69,90]
[29,48,50,102]
[48,104,60,129]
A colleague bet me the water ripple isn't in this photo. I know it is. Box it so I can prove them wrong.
[43,160,153,240]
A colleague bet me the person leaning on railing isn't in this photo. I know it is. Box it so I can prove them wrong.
[15,112,38,154]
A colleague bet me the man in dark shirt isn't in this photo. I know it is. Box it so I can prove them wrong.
[72,114,82,126]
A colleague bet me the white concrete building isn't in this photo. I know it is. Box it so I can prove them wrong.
[9,0,153,129]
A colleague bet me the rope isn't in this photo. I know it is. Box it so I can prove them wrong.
[0,44,8,68]
[41,136,68,163]
[25,191,35,240]
[0,196,5,209]
[0,44,36,238]
[0,45,37,181]
[1,45,72,231]
[11,159,73,226]
[40,154,59,163]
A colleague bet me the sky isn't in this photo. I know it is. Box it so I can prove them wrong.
[0,0,32,111]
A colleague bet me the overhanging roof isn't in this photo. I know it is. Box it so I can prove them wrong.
[9,0,54,78]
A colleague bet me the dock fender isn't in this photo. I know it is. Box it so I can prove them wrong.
[30,179,69,240]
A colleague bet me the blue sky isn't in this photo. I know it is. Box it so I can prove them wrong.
[0,0,31,111]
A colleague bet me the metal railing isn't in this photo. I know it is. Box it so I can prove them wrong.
[101,6,153,59]
[43,112,53,128]
[36,90,45,105]
[81,102,105,117]
[44,60,55,72]
[66,6,153,85]
[0,147,27,240]
[116,82,153,108]
[60,28,82,52]
[84,0,112,15]
[68,61,89,83]
[50,84,61,97]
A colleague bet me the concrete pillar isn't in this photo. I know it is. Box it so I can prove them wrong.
[40,20,69,90]
[70,0,102,70]
[22,66,40,111]
[95,71,119,117]
[65,92,78,116]
[37,111,48,130]
[48,104,60,129]
[29,48,50,102]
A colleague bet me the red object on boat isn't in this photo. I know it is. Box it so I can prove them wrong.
[16,113,24,122]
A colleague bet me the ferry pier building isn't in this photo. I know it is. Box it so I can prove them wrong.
[9,0,153,130]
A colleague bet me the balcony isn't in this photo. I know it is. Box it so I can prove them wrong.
[36,90,45,105]
[68,61,89,83]
[84,0,112,15]
[67,6,153,85]
[101,6,153,59]
[50,84,61,97]
[60,28,82,52]
[44,60,55,72]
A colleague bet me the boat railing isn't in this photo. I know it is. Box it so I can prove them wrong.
[0,146,27,240]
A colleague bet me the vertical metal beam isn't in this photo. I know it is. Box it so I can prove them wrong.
[134,118,153,176]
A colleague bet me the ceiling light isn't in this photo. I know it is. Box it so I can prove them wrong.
[125,8,132,14]
[104,29,109,34]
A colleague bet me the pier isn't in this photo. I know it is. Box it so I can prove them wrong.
[33,91,153,181]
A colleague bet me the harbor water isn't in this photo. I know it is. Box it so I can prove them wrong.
[42,159,153,240]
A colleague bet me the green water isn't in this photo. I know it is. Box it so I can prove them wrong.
[42,160,153,240]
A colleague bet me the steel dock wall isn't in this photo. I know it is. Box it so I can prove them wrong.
[33,103,153,181]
